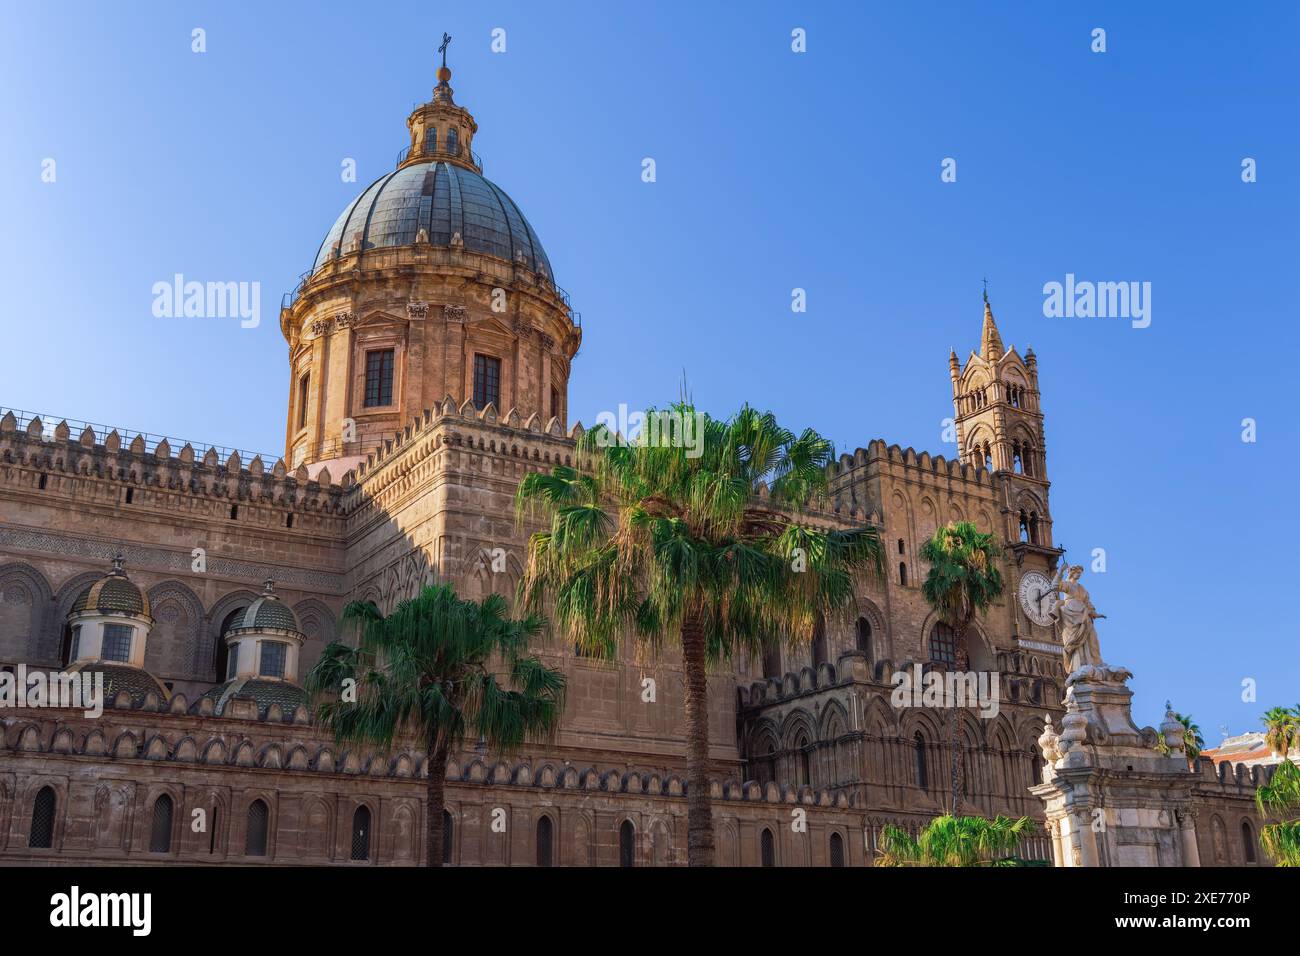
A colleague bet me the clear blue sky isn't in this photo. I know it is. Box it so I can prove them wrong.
[2,2,1296,740]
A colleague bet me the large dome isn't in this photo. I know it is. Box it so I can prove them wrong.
[312,160,553,277]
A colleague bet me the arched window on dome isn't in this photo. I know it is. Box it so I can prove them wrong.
[245,799,269,857]
[64,624,81,667]
[259,641,288,680]
[425,127,437,154]
[446,127,459,155]
[149,794,174,853]
[215,608,246,681]
[28,786,56,849]
[350,805,371,861]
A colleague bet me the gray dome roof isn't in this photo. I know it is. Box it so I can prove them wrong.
[227,594,299,634]
[313,160,553,278]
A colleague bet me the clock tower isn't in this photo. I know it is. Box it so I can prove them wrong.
[950,291,1063,641]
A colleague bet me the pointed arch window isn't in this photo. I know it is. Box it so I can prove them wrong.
[914,733,929,789]
[795,734,812,788]
[829,831,846,867]
[442,809,454,864]
[28,786,56,848]
[762,643,781,680]
[855,617,872,658]
[760,827,776,867]
[149,794,174,853]
[1241,820,1257,864]
[245,799,269,857]
[811,613,827,668]
[619,820,636,867]
[929,622,957,668]
[536,814,554,867]
[350,805,371,861]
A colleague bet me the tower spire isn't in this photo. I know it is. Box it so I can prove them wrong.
[980,286,1004,362]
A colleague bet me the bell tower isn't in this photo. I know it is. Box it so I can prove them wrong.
[950,290,1053,548]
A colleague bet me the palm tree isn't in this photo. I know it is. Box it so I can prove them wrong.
[1178,713,1204,768]
[918,521,1004,813]
[516,402,883,866]
[1256,705,1300,866]
[875,814,1036,867]
[305,585,566,867]
[1262,705,1299,758]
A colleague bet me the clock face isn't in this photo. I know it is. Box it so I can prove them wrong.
[1018,571,1057,627]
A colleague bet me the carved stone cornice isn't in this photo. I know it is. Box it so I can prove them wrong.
[0,527,345,594]
[444,304,468,323]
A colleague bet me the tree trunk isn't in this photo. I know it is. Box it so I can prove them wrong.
[947,631,970,816]
[425,736,450,867]
[681,614,715,866]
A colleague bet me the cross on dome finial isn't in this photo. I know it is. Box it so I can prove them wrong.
[437,32,453,81]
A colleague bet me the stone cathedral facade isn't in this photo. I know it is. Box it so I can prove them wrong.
[0,65,1268,866]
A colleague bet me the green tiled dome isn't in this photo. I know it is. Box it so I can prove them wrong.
[70,559,150,618]
[199,678,310,721]
[226,589,301,635]
[69,663,168,707]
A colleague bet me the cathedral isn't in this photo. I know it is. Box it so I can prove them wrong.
[0,59,1268,867]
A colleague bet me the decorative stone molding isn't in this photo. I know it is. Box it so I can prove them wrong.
[0,528,344,593]
[406,301,429,321]
[443,304,468,323]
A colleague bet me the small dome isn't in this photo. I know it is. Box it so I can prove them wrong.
[199,677,310,721]
[70,556,150,619]
[69,662,169,708]
[226,581,301,635]
[312,160,552,278]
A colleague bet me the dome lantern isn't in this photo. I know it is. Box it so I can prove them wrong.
[403,32,481,174]
[221,580,306,684]
[67,553,153,669]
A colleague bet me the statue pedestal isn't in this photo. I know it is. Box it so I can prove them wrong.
[1032,665,1200,867]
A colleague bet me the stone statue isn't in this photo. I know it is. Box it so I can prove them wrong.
[1050,562,1105,676]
